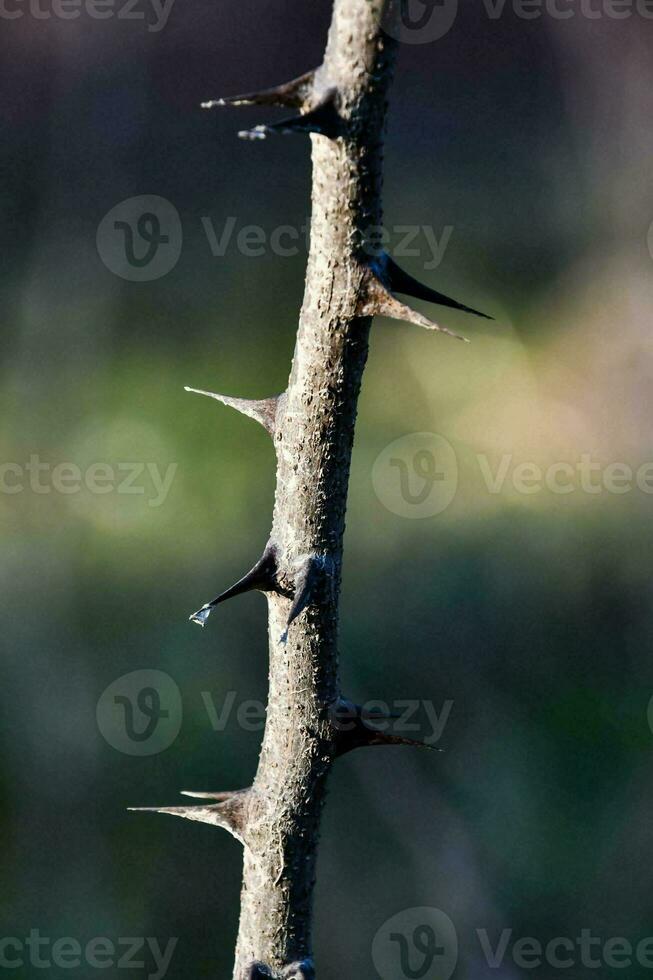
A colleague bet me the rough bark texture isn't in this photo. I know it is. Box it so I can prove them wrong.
[233,4,397,976]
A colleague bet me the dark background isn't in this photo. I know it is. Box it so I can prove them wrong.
[2,1,653,977]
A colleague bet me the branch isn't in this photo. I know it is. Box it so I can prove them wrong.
[135,2,477,976]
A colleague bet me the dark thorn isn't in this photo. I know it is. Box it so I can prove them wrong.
[238,91,341,142]
[184,386,282,436]
[332,699,442,757]
[246,965,273,980]
[202,69,316,110]
[379,252,492,320]
[280,554,335,644]
[190,543,278,627]
[358,271,469,342]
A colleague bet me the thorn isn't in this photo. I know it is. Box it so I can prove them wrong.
[202,69,316,110]
[190,543,278,627]
[359,270,469,342]
[282,960,315,979]
[332,699,442,757]
[129,789,249,844]
[238,90,341,142]
[180,790,236,801]
[280,554,335,644]
[246,965,273,980]
[185,386,282,436]
[377,252,492,320]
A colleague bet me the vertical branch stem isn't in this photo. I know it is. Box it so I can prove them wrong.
[232,1,396,976]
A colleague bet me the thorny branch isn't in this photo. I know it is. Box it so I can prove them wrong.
[133,1,489,976]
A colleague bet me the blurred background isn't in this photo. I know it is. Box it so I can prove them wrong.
[2,1,653,977]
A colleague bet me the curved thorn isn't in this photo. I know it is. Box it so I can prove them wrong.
[190,544,278,627]
[380,253,492,320]
[359,271,469,342]
[202,69,316,110]
[238,91,340,142]
[280,554,335,644]
[185,386,282,436]
[332,699,442,757]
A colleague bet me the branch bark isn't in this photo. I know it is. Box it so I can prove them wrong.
[135,1,487,976]
[232,6,397,974]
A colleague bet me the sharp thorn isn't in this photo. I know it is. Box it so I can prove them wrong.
[190,543,278,628]
[332,699,442,756]
[280,553,335,644]
[379,252,492,320]
[129,791,250,844]
[184,386,282,436]
[238,91,340,142]
[359,272,469,342]
[202,69,316,111]
[180,790,237,801]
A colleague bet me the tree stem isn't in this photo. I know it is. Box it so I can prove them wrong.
[232,2,397,976]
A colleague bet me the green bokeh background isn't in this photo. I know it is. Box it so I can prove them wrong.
[2,1,653,977]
